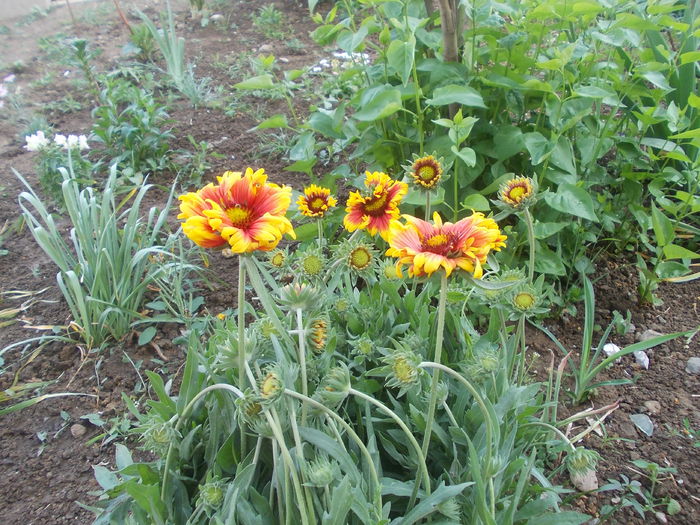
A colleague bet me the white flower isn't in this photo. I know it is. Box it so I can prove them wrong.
[24,131,50,152]
[3,74,16,83]
[0,84,7,98]
[66,134,79,149]
[54,134,67,147]
[78,135,89,150]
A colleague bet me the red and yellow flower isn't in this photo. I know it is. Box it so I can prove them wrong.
[498,176,536,209]
[410,155,443,190]
[386,212,506,278]
[297,184,337,218]
[178,168,295,253]
[343,171,408,240]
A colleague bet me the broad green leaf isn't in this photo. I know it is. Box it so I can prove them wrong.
[138,326,157,346]
[451,145,476,167]
[663,244,700,260]
[93,465,119,491]
[688,92,700,109]
[426,85,487,108]
[543,184,599,221]
[284,158,316,176]
[533,243,566,276]
[656,261,690,278]
[640,71,672,91]
[250,114,288,131]
[534,221,568,239]
[462,193,490,211]
[353,86,402,121]
[680,51,700,64]
[574,85,614,98]
[386,36,416,86]
[523,132,552,165]
[397,482,474,525]
[234,74,275,90]
[650,202,674,247]
[493,126,524,160]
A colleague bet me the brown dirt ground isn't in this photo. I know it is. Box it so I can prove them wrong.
[0,1,698,524]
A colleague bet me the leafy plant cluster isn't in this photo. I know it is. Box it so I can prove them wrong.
[249,0,700,303]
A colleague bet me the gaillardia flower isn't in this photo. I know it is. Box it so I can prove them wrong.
[386,212,506,278]
[178,168,295,253]
[297,184,337,218]
[344,171,408,240]
[498,176,537,209]
[409,154,443,190]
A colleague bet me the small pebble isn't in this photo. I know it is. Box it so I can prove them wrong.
[655,511,668,524]
[70,424,86,438]
[685,357,700,375]
[643,401,661,414]
[634,350,650,369]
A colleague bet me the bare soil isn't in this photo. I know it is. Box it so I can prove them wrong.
[0,1,698,524]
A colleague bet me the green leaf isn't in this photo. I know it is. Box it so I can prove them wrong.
[543,184,599,222]
[250,114,289,131]
[138,326,157,346]
[425,85,487,108]
[290,221,319,242]
[523,132,552,165]
[353,86,402,121]
[451,145,476,167]
[669,128,700,140]
[396,482,474,525]
[640,70,672,91]
[386,36,416,86]
[462,193,490,211]
[534,221,568,239]
[650,202,674,247]
[234,74,275,90]
[93,465,120,491]
[533,243,566,276]
[663,244,699,260]
[656,261,690,279]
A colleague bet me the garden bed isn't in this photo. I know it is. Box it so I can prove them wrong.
[0,1,698,524]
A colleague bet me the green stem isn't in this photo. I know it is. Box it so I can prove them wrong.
[522,422,576,452]
[317,219,323,248]
[453,160,460,221]
[284,389,383,520]
[523,207,536,283]
[160,384,244,502]
[420,273,448,458]
[425,191,431,221]
[418,361,494,468]
[295,308,309,425]
[348,387,431,498]
[516,315,527,385]
[238,256,248,458]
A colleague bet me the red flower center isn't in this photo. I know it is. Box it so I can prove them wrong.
[422,231,459,256]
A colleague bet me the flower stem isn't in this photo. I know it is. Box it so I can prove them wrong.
[295,308,309,425]
[523,207,536,283]
[284,389,383,520]
[238,255,248,458]
[348,387,431,498]
[160,383,244,502]
[420,272,448,458]
[317,219,323,248]
[425,191,431,221]
[418,361,494,471]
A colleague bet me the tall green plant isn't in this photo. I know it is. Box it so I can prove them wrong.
[16,162,173,348]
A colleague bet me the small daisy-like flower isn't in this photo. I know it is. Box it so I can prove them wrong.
[348,245,373,270]
[409,154,443,190]
[268,248,287,269]
[498,176,537,209]
[380,260,401,280]
[297,184,337,218]
[344,171,408,240]
[351,334,374,357]
[566,447,600,477]
[53,134,67,148]
[24,131,50,152]
[512,288,537,311]
[337,239,377,276]
[216,312,227,320]
[386,212,507,278]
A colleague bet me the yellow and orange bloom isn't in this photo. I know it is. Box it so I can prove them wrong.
[297,184,337,218]
[410,155,443,190]
[343,171,408,240]
[178,168,295,253]
[498,176,536,209]
[386,212,506,278]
